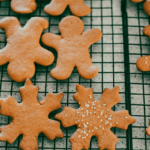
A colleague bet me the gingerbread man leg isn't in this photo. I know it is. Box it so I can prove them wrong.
[11,0,37,14]
[69,0,91,16]
[76,56,98,79]
[44,0,68,16]
[0,47,9,66]
[50,57,74,80]
[7,61,35,82]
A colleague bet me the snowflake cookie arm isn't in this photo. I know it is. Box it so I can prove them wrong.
[70,129,93,150]
[0,96,18,117]
[99,86,121,108]
[73,84,94,106]
[11,0,37,14]
[55,107,77,128]
[42,33,62,50]
[111,110,136,130]
[44,0,67,16]
[40,93,64,113]
[34,46,54,66]
[19,135,38,150]
[81,29,102,47]
[0,17,21,39]
[97,129,119,150]
[0,122,20,144]
[42,120,63,140]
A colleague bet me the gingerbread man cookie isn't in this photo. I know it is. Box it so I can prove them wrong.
[130,0,150,16]
[44,0,91,16]
[0,79,64,150]
[136,25,150,71]
[55,85,136,150]
[42,16,102,80]
[0,0,37,14]
[0,17,54,82]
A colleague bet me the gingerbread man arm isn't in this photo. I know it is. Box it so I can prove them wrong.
[0,45,10,66]
[0,17,21,39]
[81,29,102,47]
[143,0,150,16]
[23,17,49,39]
[0,96,18,117]
[130,0,144,2]
[42,33,62,50]
[34,46,54,66]
[11,0,37,14]
[44,0,68,16]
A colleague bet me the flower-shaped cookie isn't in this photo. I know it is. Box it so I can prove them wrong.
[55,85,136,150]
[136,25,150,71]
[130,0,150,16]
[0,0,37,14]
[42,16,102,80]
[44,0,91,16]
[0,79,64,150]
[0,17,54,82]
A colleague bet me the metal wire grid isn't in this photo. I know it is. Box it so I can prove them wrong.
[0,0,136,149]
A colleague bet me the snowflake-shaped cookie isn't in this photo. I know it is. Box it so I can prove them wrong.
[130,0,150,16]
[0,17,54,82]
[44,0,91,16]
[55,85,136,150]
[0,79,64,150]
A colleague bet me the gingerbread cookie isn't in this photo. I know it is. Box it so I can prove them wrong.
[55,85,136,150]
[0,79,64,150]
[0,17,54,82]
[130,0,150,16]
[44,0,91,16]
[0,0,37,14]
[136,25,150,71]
[42,16,102,80]
[146,121,150,135]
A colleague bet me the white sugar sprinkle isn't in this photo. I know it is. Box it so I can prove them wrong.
[77,112,79,113]
[78,135,81,138]
[89,95,92,98]
[89,130,90,132]
[82,119,84,121]
[97,116,100,118]
[99,105,101,107]
[91,106,93,109]
[100,119,103,122]
[110,123,112,126]
[103,104,106,106]
[108,109,109,111]
[87,122,89,124]
[105,122,107,124]
[81,131,83,133]
[82,137,84,139]
[94,107,96,109]
[116,122,118,124]
[90,124,92,126]
[84,131,86,134]
[94,111,96,113]
[79,102,81,104]
[86,134,88,136]
[101,110,103,115]
[92,130,94,132]
[78,120,80,122]
[146,57,148,59]
[84,124,87,128]
[108,118,111,120]
[125,116,128,119]
[82,114,85,117]
[85,137,86,139]
[75,121,77,123]
[85,103,90,108]
[82,108,84,110]
[102,127,105,130]
[99,125,101,128]
[65,115,67,116]
[105,116,107,118]
[145,61,147,64]
[79,125,81,127]
[90,112,92,114]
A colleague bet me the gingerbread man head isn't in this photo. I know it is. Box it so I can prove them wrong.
[59,16,84,38]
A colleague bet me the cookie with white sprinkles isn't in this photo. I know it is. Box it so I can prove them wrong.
[55,84,136,150]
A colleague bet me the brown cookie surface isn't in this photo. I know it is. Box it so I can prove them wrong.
[44,0,91,16]
[0,79,64,150]
[55,85,136,150]
[0,0,37,14]
[42,16,102,80]
[0,17,54,82]
[130,0,144,2]
[136,25,150,71]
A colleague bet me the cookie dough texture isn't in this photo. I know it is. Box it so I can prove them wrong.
[136,25,150,71]
[0,79,64,150]
[42,16,102,80]
[44,0,91,16]
[130,0,150,16]
[0,17,54,82]
[55,85,136,150]
[0,0,37,14]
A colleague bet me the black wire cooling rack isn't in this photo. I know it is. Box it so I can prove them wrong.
[0,0,149,149]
